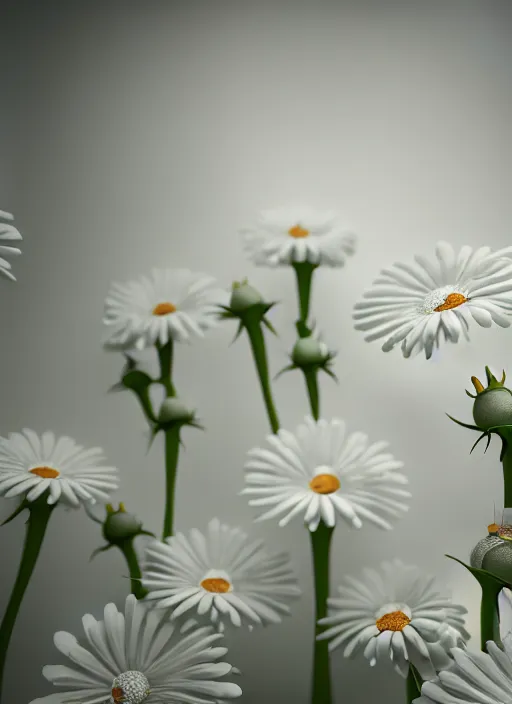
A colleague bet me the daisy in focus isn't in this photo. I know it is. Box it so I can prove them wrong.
[241,206,356,267]
[30,594,242,704]
[415,587,512,703]
[242,416,410,532]
[0,429,119,506]
[353,241,512,359]
[0,210,22,281]
[141,518,300,631]
[103,268,222,351]
[318,560,469,681]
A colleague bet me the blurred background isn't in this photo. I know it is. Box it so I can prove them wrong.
[1,0,512,701]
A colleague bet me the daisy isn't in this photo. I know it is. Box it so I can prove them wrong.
[0,429,119,506]
[103,268,222,351]
[242,416,410,532]
[353,241,512,359]
[0,210,22,281]
[317,560,469,681]
[241,206,356,267]
[141,518,301,631]
[30,594,242,704]
[416,587,512,703]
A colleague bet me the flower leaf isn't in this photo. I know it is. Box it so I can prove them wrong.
[446,554,510,589]
[446,414,482,432]
[1,500,29,526]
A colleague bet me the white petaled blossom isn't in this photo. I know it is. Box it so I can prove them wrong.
[30,594,242,704]
[318,560,469,682]
[415,587,512,703]
[103,268,222,351]
[0,429,119,506]
[141,518,301,631]
[353,241,512,360]
[242,417,410,532]
[0,210,22,281]
[241,206,356,267]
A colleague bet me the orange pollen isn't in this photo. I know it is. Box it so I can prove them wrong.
[288,224,310,239]
[434,293,467,312]
[29,466,60,479]
[309,474,340,495]
[111,687,124,703]
[488,523,500,534]
[376,610,411,632]
[152,302,177,316]
[200,577,231,593]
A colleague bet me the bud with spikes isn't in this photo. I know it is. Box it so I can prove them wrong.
[468,367,512,431]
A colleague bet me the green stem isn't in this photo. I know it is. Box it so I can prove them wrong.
[293,262,317,335]
[406,665,422,702]
[480,579,502,651]
[501,435,512,509]
[0,498,54,699]
[118,538,147,599]
[157,340,176,397]
[304,369,320,421]
[162,425,181,540]
[245,317,280,434]
[310,522,334,704]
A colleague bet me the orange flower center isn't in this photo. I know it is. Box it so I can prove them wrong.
[288,224,310,239]
[434,293,467,312]
[200,577,231,593]
[29,466,60,479]
[152,302,177,316]
[376,610,411,632]
[309,474,340,495]
[111,687,124,703]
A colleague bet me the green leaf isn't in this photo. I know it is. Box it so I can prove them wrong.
[446,554,510,589]
[262,316,278,336]
[122,370,153,392]
[470,432,492,455]
[446,414,482,432]
[1,500,28,526]
[229,321,245,346]
[90,544,113,562]
[274,363,297,381]
[322,366,339,383]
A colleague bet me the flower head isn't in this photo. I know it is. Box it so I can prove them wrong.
[468,367,512,431]
[353,242,512,359]
[242,417,410,532]
[103,268,222,351]
[241,207,356,267]
[0,429,119,507]
[415,587,512,703]
[318,560,469,681]
[141,518,300,631]
[0,210,22,281]
[30,594,242,704]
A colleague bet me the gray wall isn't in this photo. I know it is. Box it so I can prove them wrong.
[1,1,512,702]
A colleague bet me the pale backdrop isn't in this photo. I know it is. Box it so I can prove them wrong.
[1,1,512,702]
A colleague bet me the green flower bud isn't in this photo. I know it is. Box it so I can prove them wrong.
[158,397,195,424]
[470,367,512,430]
[103,503,142,543]
[470,520,512,582]
[229,280,263,312]
[291,338,329,367]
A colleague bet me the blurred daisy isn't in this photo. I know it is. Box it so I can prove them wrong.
[30,594,242,704]
[353,241,512,359]
[0,210,22,281]
[103,268,222,351]
[0,429,119,506]
[318,560,469,681]
[142,518,300,631]
[241,206,356,267]
[416,587,512,703]
[242,416,409,532]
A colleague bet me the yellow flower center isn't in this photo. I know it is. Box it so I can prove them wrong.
[434,293,467,312]
[200,577,231,593]
[488,523,500,534]
[376,610,411,632]
[288,224,310,239]
[152,302,177,316]
[309,474,340,495]
[29,466,60,479]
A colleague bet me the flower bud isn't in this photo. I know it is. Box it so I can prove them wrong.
[292,337,329,367]
[158,397,195,424]
[482,540,512,583]
[229,280,263,312]
[470,368,512,430]
[103,503,142,543]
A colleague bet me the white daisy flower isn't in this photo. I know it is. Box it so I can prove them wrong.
[318,560,469,682]
[242,417,410,532]
[353,241,512,359]
[30,594,242,704]
[0,210,22,281]
[103,268,222,351]
[416,587,512,703]
[241,206,356,267]
[0,429,119,506]
[141,518,301,631]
